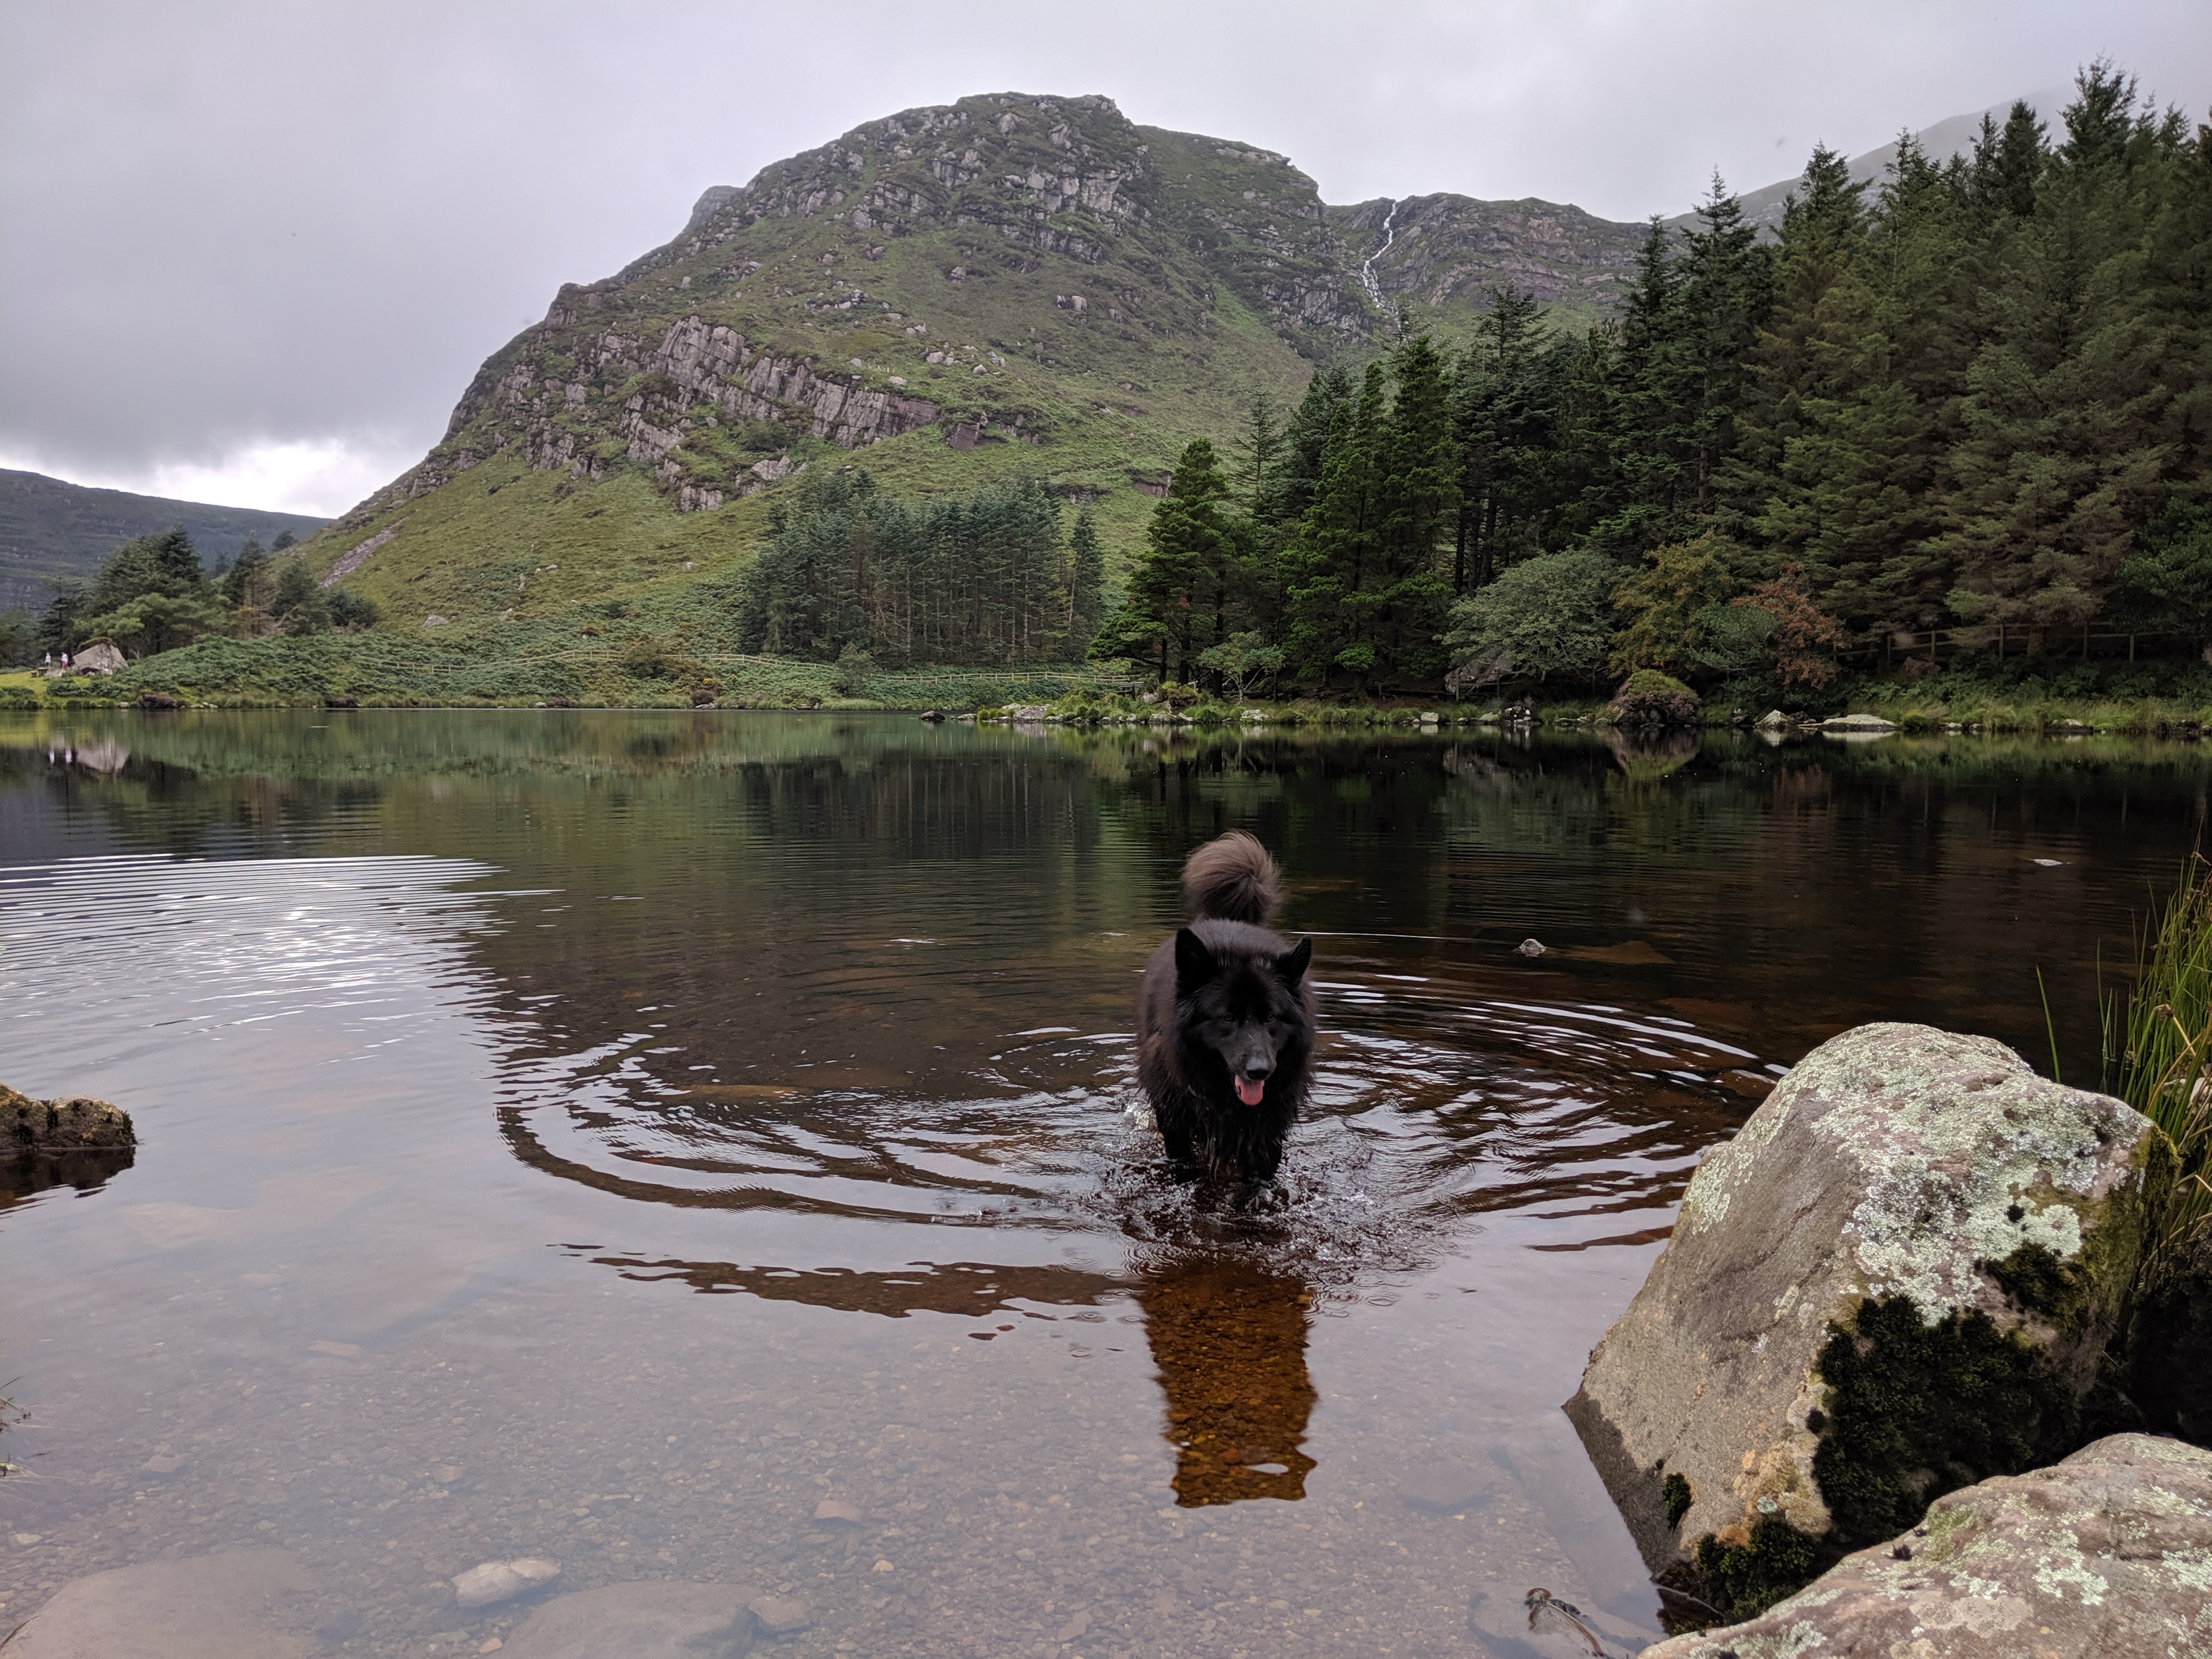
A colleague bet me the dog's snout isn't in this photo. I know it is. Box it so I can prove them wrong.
[1241,1059,1272,1079]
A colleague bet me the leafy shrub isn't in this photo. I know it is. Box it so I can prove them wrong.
[1445,549,1618,692]
[1610,534,1741,678]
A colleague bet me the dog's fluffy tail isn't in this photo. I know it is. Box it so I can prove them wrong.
[1182,832,1283,925]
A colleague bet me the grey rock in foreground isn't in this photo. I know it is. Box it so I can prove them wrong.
[1638,1432,2212,1658]
[1567,1023,2166,1573]
[0,1547,311,1658]
[502,1581,758,1658]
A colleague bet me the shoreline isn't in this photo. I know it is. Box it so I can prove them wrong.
[6,669,2205,740]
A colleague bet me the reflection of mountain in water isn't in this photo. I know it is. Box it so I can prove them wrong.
[579,1252,1122,1319]
[577,1243,1323,1510]
[1140,1259,1317,1506]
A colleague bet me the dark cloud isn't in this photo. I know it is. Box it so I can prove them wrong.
[3,0,2205,512]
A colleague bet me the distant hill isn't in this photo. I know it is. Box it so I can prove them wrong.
[0,469,328,611]
[1675,89,2070,232]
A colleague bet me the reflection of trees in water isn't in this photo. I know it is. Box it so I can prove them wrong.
[1137,1256,1317,1508]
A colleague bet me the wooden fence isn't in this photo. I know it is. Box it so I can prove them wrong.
[1842,625,2187,665]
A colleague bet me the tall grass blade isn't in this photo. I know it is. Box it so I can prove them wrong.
[2113,856,2212,1263]
[2037,967,2063,1085]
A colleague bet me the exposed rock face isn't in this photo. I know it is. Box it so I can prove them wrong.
[503,1581,758,1658]
[1638,1433,2212,1659]
[326,89,1656,545]
[0,1547,312,1658]
[320,521,403,585]
[1567,1024,2168,1594]
[1333,192,1644,315]
[69,639,127,675]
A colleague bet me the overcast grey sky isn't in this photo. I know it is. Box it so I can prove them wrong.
[3,0,2206,516]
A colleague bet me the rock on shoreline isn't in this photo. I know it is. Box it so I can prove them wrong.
[3,1081,136,1206]
[1567,1023,2169,1607]
[1639,1432,2212,1659]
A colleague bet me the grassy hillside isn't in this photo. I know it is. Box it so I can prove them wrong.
[0,469,326,610]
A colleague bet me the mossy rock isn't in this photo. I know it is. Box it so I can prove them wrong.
[3,1082,134,1150]
[1567,1023,2168,1616]
[1642,1434,2212,1658]
[2,1082,137,1209]
[1608,669,1702,727]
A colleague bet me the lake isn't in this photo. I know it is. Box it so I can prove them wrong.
[1,710,2203,1657]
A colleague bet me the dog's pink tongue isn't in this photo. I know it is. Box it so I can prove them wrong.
[1235,1076,1267,1106]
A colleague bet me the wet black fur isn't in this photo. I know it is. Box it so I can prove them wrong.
[1136,835,1317,1186]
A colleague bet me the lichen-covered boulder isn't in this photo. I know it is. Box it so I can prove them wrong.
[1566,1024,2169,1610]
[1637,1432,2212,1659]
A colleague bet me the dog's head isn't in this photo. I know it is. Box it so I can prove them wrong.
[1174,929,1313,1105]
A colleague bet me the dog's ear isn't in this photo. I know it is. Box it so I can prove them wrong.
[1276,936,1312,986]
[1175,927,1218,989]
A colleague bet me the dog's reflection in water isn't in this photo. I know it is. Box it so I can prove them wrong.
[1137,1257,1317,1506]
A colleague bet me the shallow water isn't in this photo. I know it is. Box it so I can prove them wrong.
[0,712,2203,1656]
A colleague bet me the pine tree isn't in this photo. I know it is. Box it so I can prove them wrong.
[1277,365,1353,522]
[1066,509,1105,659]
[1754,264,1931,624]
[1728,144,1869,512]
[1451,284,1555,590]
[1673,176,1775,519]
[1933,63,2172,634]
[1374,326,1457,677]
[1235,396,1286,518]
[1284,364,1387,681]
[222,538,274,612]
[1125,440,1236,682]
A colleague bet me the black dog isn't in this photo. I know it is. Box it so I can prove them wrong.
[1136,832,1316,1187]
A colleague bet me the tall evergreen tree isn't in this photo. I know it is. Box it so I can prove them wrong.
[1934,64,2172,633]
[1125,439,1237,682]
[1277,364,1353,523]
[1373,326,1457,676]
[1066,509,1105,659]
[1284,364,1387,681]
[1452,284,1557,589]
[1728,144,1869,509]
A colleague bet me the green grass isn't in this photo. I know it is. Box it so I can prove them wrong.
[2105,857,2212,1260]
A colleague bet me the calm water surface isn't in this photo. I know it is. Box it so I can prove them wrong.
[0,712,2204,1657]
